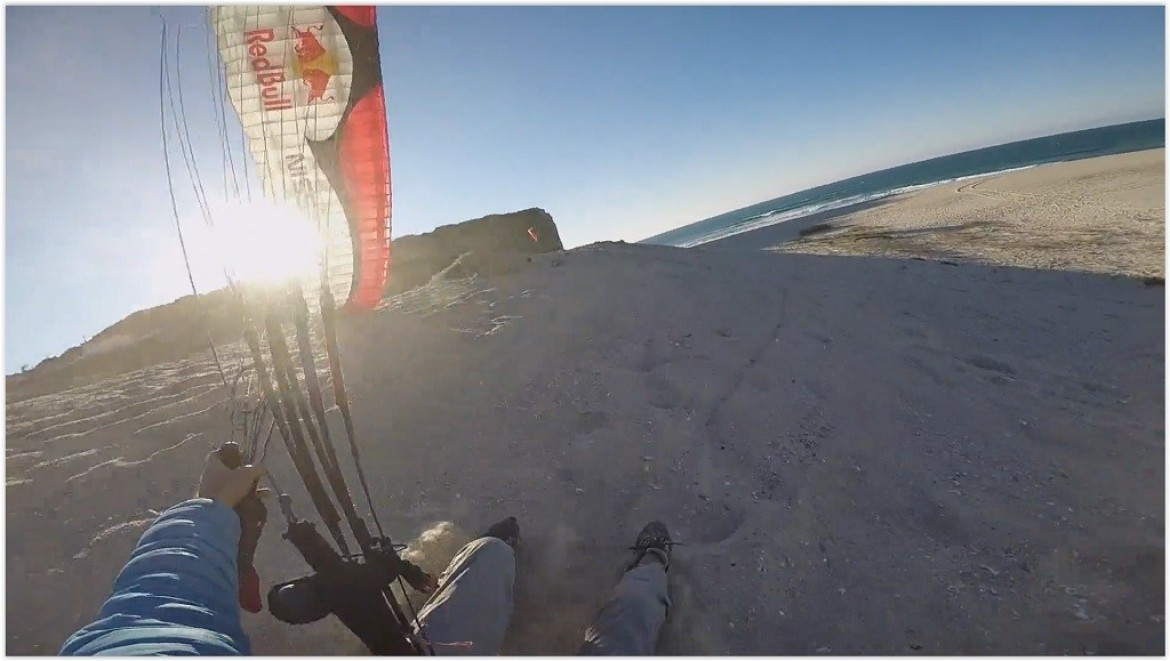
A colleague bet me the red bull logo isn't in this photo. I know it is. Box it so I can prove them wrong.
[245,28,294,112]
[291,24,337,104]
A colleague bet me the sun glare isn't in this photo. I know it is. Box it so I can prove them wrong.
[206,200,324,291]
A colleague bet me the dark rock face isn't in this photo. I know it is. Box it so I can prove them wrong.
[386,208,562,296]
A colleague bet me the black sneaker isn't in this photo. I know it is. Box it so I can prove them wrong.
[627,521,674,571]
[485,516,520,548]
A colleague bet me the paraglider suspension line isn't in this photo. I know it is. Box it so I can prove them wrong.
[158,20,228,388]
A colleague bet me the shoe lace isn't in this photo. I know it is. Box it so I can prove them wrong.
[629,538,682,553]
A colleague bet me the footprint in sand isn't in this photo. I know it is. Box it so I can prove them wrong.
[899,326,928,340]
[964,354,1017,376]
[637,338,668,373]
[645,374,685,410]
[903,354,954,388]
[685,498,747,545]
[572,410,609,435]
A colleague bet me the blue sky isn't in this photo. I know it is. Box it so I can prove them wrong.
[5,5,1165,373]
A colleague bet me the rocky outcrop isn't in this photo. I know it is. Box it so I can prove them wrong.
[8,209,563,399]
[385,208,562,296]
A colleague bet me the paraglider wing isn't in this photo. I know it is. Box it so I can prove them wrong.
[214,5,390,310]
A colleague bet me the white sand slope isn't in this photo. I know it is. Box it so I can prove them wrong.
[6,154,1164,655]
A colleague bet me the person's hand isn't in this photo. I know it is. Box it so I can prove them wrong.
[197,450,265,507]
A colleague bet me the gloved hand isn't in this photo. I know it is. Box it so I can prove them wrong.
[198,448,265,507]
[202,444,269,613]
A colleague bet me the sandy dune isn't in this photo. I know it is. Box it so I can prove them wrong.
[6,152,1164,655]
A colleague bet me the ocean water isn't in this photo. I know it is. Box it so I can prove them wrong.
[642,119,1165,248]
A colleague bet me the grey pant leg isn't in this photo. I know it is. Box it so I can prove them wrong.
[579,563,670,655]
[415,537,516,655]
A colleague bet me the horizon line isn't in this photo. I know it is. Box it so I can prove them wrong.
[639,116,1166,244]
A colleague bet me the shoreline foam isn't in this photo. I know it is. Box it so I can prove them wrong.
[679,163,1046,248]
[713,149,1166,279]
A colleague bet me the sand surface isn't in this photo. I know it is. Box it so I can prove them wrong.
[717,149,1165,279]
[6,151,1165,654]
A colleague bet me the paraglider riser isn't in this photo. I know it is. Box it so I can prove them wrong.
[269,519,430,655]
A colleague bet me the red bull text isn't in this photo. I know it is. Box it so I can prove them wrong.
[245,29,293,112]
